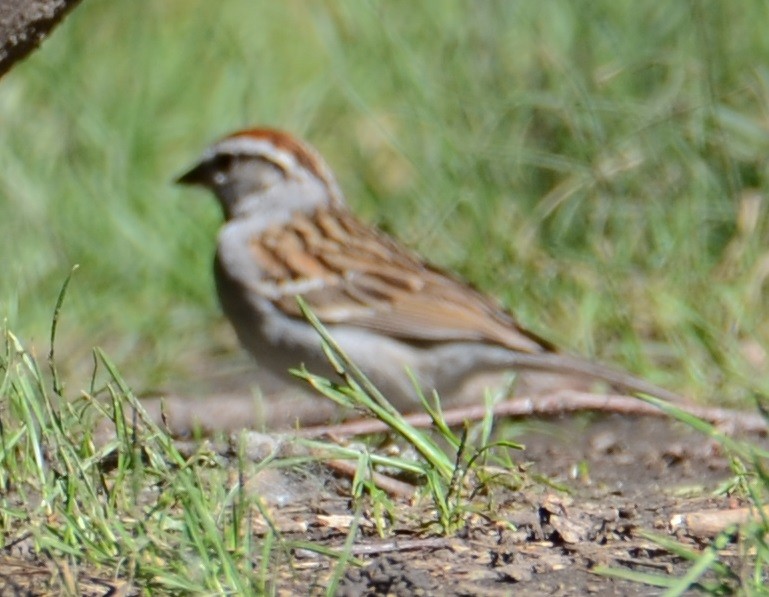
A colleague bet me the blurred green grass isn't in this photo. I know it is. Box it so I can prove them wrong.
[2,0,769,403]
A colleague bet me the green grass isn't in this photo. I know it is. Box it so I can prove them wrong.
[0,298,522,592]
[294,297,527,535]
[0,329,260,593]
[2,1,769,402]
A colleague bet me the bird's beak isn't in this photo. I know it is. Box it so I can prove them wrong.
[175,161,208,186]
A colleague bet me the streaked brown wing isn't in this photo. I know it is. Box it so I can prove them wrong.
[253,208,554,355]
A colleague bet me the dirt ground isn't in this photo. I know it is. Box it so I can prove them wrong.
[0,406,760,595]
[259,414,752,596]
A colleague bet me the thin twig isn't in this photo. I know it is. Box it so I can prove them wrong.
[325,458,416,499]
[670,505,769,539]
[295,391,767,438]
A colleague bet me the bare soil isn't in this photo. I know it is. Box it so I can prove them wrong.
[1,410,758,595]
[263,414,749,595]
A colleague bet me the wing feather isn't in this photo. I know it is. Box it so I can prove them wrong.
[251,208,554,354]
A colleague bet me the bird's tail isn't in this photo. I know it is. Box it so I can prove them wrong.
[505,351,686,404]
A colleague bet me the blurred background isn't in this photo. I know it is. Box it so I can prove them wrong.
[1,1,769,405]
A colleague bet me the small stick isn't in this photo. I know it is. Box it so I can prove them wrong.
[671,505,769,538]
[347,537,450,555]
[324,458,416,499]
[296,391,767,438]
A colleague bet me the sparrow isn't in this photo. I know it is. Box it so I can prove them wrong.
[176,127,683,412]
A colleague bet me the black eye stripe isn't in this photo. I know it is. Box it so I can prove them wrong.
[210,153,235,171]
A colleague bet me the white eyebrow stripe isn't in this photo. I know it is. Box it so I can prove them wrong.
[211,137,302,174]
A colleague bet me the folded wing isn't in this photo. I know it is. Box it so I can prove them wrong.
[252,208,555,355]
